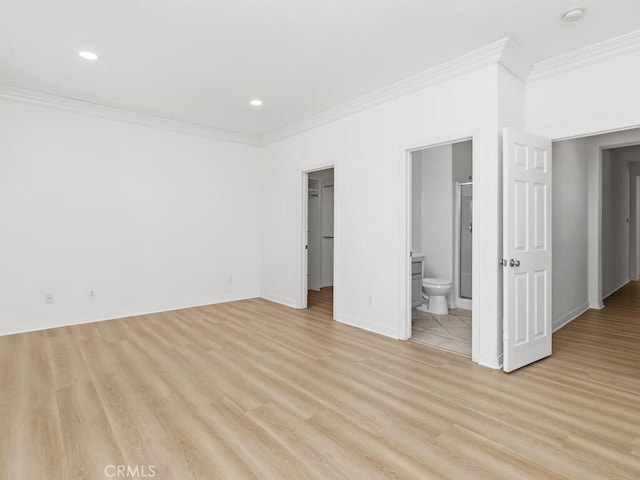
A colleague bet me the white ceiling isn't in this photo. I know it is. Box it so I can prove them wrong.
[1,0,639,137]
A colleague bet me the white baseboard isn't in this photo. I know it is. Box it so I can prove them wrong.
[454,298,472,310]
[0,292,259,337]
[552,302,590,332]
[260,293,301,309]
[336,313,401,339]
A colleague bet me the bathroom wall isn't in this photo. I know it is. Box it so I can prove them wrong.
[419,144,454,303]
[452,140,473,183]
[411,154,422,253]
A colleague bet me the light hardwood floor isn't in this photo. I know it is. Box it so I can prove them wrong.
[1,283,639,479]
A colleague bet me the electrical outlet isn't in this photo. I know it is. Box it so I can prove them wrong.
[368,296,373,306]
[89,290,95,299]
[228,276,233,284]
[44,294,54,304]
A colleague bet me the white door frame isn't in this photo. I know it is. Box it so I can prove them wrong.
[300,165,336,315]
[402,132,480,363]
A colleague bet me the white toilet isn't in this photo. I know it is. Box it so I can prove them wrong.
[419,277,452,315]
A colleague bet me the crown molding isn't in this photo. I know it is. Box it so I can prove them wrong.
[0,84,260,146]
[260,38,517,145]
[529,29,640,82]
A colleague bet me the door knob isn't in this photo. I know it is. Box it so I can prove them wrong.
[509,259,520,267]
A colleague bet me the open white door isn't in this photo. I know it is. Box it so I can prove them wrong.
[503,128,552,372]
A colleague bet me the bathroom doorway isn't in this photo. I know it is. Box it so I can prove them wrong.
[302,167,335,314]
[409,140,473,357]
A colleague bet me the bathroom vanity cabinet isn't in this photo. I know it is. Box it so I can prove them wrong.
[411,257,423,308]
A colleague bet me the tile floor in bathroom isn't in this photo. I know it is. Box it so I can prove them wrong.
[411,307,472,357]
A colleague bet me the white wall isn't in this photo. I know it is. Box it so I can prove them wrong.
[0,99,262,335]
[551,138,589,329]
[602,150,631,297]
[420,145,453,288]
[260,65,504,368]
[525,49,640,140]
[494,66,527,360]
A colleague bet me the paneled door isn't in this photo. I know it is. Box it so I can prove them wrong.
[502,128,552,372]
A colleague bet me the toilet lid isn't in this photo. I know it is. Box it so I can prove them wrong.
[423,277,451,285]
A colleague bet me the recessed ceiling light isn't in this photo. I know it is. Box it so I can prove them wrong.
[78,51,99,61]
[562,7,585,22]
[250,99,263,107]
